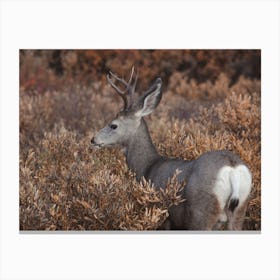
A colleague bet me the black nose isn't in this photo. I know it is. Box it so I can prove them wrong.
[91,138,95,144]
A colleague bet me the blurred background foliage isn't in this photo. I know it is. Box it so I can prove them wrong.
[20,49,260,93]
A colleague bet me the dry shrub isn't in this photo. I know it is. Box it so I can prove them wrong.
[20,50,261,230]
[20,127,184,230]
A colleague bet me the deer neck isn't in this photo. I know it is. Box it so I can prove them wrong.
[125,119,160,181]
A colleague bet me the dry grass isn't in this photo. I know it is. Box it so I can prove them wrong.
[20,50,261,230]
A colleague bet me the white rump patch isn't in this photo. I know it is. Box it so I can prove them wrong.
[213,165,252,212]
[218,212,228,222]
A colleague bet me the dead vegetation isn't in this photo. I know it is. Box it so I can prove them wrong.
[20,50,261,230]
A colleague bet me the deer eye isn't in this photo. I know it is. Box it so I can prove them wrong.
[110,124,118,130]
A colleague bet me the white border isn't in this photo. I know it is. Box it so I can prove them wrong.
[1,1,279,279]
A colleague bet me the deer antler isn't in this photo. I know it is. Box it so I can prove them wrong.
[107,66,138,110]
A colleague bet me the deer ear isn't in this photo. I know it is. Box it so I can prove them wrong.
[134,78,162,118]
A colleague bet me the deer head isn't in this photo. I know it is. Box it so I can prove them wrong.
[91,67,162,149]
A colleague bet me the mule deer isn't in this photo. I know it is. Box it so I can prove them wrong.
[91,67,252,230]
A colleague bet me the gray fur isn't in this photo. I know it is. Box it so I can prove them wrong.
[92,76,252,230]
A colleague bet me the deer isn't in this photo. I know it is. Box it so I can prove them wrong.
[91,67,252,230]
